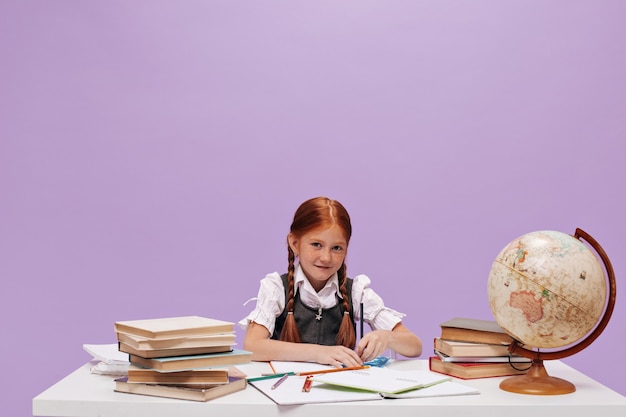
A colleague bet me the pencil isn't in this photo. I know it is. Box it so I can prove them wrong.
[297,365,370,376]
[271,373,289,389]
[360,302,364,340]
[302,376,313,392]
[247,372,295,382]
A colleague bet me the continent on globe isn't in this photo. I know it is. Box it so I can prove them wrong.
[509,290,543,323]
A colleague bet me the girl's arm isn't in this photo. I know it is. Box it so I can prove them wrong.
[356,322,423,362]
[243,321,364,367]
[352,275,422,361]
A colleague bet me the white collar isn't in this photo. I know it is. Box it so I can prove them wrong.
[294,264,342,299]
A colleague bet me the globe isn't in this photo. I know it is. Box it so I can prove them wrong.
[487,228,616,395]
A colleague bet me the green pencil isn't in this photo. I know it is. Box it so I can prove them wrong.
[247,372,295,382]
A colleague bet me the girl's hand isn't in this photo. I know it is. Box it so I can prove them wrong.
[356,330,391,362]
[315,345,363,368]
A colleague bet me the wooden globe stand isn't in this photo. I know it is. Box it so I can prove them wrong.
[499,359,575,395]
[499,228,617,395]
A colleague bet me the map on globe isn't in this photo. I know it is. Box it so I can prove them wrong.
[488,230,606,349]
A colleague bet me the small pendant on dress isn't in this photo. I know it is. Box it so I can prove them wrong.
[315,307,323,321]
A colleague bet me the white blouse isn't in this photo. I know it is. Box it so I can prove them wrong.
[238,264,406,336]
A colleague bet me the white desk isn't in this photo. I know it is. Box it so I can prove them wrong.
[33,359,626,417]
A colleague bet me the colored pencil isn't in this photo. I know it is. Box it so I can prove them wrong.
[247,372,295,382]
[302,376,313,392]
[271,373,289,389]
[296,365,370,376]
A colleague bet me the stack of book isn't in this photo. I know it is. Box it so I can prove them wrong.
[429,317,531,379]
[113,316,251,401]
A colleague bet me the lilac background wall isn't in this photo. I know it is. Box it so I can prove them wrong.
[2,2,625,416]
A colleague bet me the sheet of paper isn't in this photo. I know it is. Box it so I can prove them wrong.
[228,361,274,379]
[269,361,334,374]
[89,360,129,376]
[83,343,129,364]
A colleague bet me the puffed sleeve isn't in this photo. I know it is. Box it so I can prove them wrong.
[237,272,286,335]
[352,274,406,331]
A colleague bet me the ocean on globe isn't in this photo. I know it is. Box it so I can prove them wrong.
[487,230,606,349]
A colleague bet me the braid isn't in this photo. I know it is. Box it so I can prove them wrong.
[285,245,296,314]
[279,244,302,343]
[335,262,356,349]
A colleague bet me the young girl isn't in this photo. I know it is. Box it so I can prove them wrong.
[239,196,422,367]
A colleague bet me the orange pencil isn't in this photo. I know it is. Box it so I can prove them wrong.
[297,365,370,376]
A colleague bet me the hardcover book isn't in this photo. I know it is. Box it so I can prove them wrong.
[429,356,530,379]
[129,349,252,372]
[439,317,514,345]
[434,337,514,357]
[119,342,233,359]
[434,351,531,363]
[126,365,229,386]
[114,316,235,340]
[117,331,236,350]
[115,376,246,402]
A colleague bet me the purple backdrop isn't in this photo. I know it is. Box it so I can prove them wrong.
[2,2,625,416]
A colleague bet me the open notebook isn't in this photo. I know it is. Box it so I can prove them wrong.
[249,366,479,405]
[310,367,451,395]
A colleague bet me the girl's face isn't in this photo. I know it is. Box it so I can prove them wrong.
[288,225,348,292]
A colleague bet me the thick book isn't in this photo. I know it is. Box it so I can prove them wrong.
[129,349,252,372]
[434,337,514,357]
[127,365,229,386]
[439,317,514,345]
[114,316,235,340]
[117,331,236,350]
[119,341,233,359]
[114,376,246,402]
[434,350,531,363]
[429,356,530,379]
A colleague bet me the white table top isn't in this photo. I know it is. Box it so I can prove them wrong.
[33,359,626,417]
